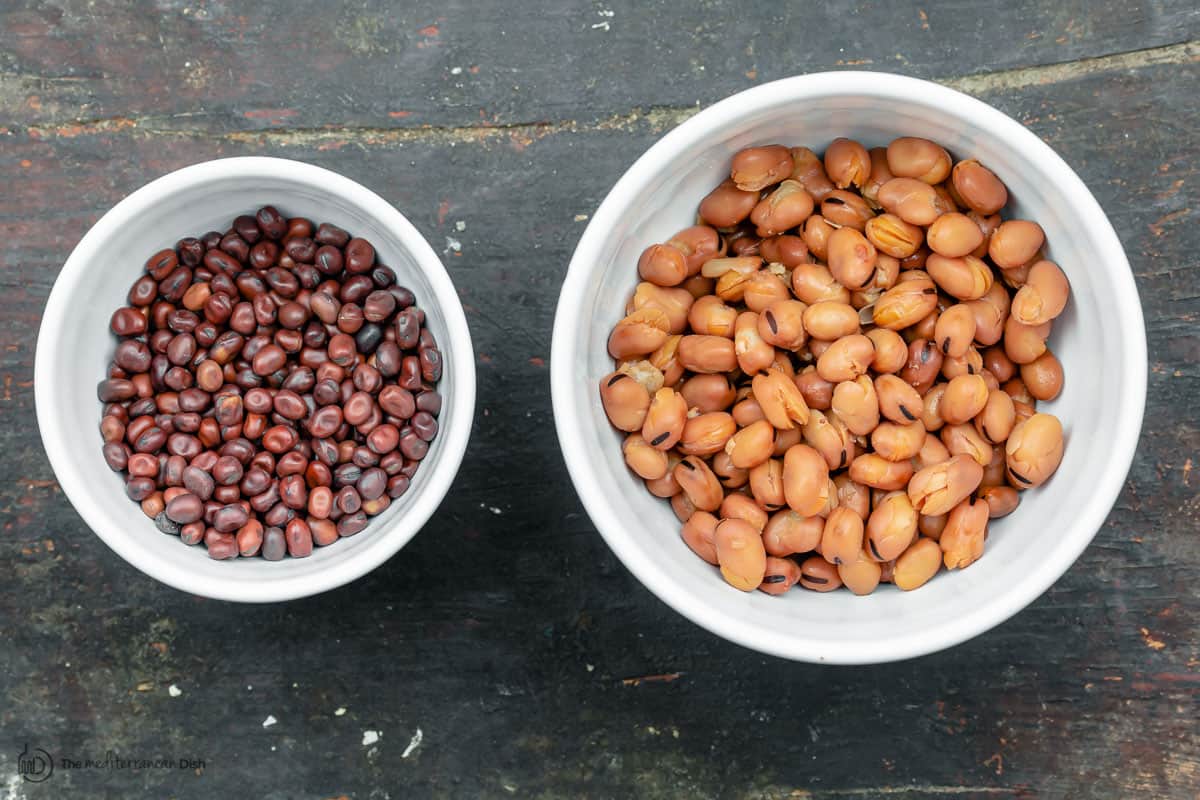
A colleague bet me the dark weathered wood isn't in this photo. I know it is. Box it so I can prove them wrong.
[0,3,1197,798]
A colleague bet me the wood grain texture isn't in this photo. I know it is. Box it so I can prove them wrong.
[0,2,1197,798]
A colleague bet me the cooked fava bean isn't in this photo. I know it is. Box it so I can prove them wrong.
[633,282,694,334]
[1002,376,1036,407]
[951,159,1008,215]
[803,408,854,470]
[865,213,924,259]
[871,420,925,462]
[940,346,983,381]
[877,177,944,226]
[731,395,766,427]
[772,426,802,457]
[762,510,821,556]
[734,312,776,375]
[699,179,759,227]
[1020,349,1064,401]
[751,180,815,236]
[672,488,697,522]
[875,373,923,423]
[915,431,952,470]
[908,454,983,515]
[721,493,769,532]
[725,419,776,469]
[645,453,682,498]
[838,551,883,595]
[678,335,738,373]
[642,388,689,450]
[715,518,768,591]
[827,228,878,290]
[926,212,984,258]
[866,328,908,374]
[873,277,939,330]
[674,455,724,511]
[752,368,810,430]
[731,145,793,192]
[919,513,948,540]
[981,486,1021,519]
[941,374,989,425]
[798,556,843,592]
[989,219,1045,269]
[1003,316,1051,365]
[679,373,736,412]
[791,261,850,304]
[637,244,688,287]
[976,388,1016,443]
[941,422,993,467]
[759,556,803,595]
[788,147,836,201]
[921,382,948,431]
[801,215,836,262]
[795,367,835,411]
[833,473,870,520]
[939,497,988,569]
[821,190,874,231]
[742,269,792,312]
[623,434,669,480]
[861,147,894,207]
[782,444,831,516]
[980,439,1007,487]
[886,137,951,185]
[893,538,942,590]
[934,303,977,358]
[965,280,1010,347]
[648,337,684,386]
[1006,413,1064,488]
[749,458,786,510]
[679,412,737,456]
[816,334,874,383]
[609,308,670,359]
[866,491,917,561]
[821,506,864,565]
[681,510,719,564]
[849,453,913,491]
[832,375,879,436]
[899,338,943,395]
[1011,260,1069,325]
[667,225,724,275]
[1013,399,1037,426]
[618,358,666,394]
[824,138,871,189]
[758,300,808,350]
[926,254,993,300]
[759,235,810,268]
[600,372,651,431]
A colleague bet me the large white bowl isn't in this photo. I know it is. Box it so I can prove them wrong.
[36,157,475,602]
[551,72,1146,664]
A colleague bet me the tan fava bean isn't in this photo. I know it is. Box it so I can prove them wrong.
[681,510,719,564]
[919,512,948,540]
[1006,412,1064,488]
[648,336,684,387]
[608,308,670,359]
[1012,260,1070,325]
[758,299,808,350]
[698,179,758,228]
[877,177,944,226]
[801,215,837,262]
[941,374,989,425]
[600,372,652,431]
[742,269,792,312]
[1012,399,1037,427]
[782,444,831,516]
[679,373,736,413]
[980,445,1007,488]
[887,137,952,184]
[791,261,850,305]
[788,147,836,202]
[633,282,694,334]
[976,388,1016,444]
[940,497,988,569]
[915,431,952,470]
[671,488,698,524]
[872,420,926,462]
[816,334,874,383]
[865,213,924,259]
[762,509,823,556]
[849,453,913,491]
[798,555,843,592]
[952,159,1008,215]
[725,419,776,469]
[827,227,878,290]
[908,454,983,515]
[645,452,682,497]
[874,373,922,424]
[940,345,983,381]
[637,244,688,287]
[866,329,908,375]
[934,303,977,358]
[688,294,738,338]
[802,301,860,341]
[1003,316,1051,365]
[731,145,793,192]
[712,450,748,488]
[820,506,865,566]
[968,211,1001,259]
[678,335,737,373]
[642,388,688,450]
[899,338,943,395]
[673,455,724,511]
[893,538,942,590]
[751,180,815,237]
[824,137,872,189]
[1021,350,1064,401]
[772,426,802,457]
[749,458,786,510]
[832,375,879,436]
[872,277,939,330]
[833,474,871,520]
[681,274,716,299]
[921,382,947,431]
[872,252,902,292]
[623,433,669,480]
[865,491,918,561]
[967,280,1010,347]
[1002,376,1036,407]
[910,307,940,342]
[758,556,802,595]
[796,367,835,411]
[838,551,883,595]
[821,190,874,231]
[979,485,1020,518]
[989,219,1045,269]
[734,311,776,376]
[759,234,810,268]
[731,395,766,427]
[926,254,993,301]
[714,518,768,591]
[752,368,810,430]
[861,147,895,207]
[927,212,985,258]
[678,411,736,456]
[941,422,993,467]
[721,492,769,533]
[667,225,725,275]
[980,367,1001,391]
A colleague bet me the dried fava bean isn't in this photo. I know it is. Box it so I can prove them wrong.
[1005,413,1064,488]
[939,497,988,569]
[892,538,942,590]
[1011,260,1069,325]
[758,556,802,595]
[715,518,768,591]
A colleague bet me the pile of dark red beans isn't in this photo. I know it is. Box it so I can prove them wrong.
[98,206,443,560]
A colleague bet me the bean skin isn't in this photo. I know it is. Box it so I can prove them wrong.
[714,518,768,591]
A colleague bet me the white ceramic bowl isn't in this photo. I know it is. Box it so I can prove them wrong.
[552,72,1146,664]
[36,157,475,602]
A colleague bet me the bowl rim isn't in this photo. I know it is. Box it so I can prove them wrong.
[35,156,476,602]
[550,71,1147,664]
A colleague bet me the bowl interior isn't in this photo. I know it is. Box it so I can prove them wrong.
[555,75,1144,663]
[37,159,473,601]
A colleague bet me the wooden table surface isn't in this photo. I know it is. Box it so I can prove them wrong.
[1,2,1197,798]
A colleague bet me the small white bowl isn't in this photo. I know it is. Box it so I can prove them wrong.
[552,72,1146,664]
[36,157,475,602]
